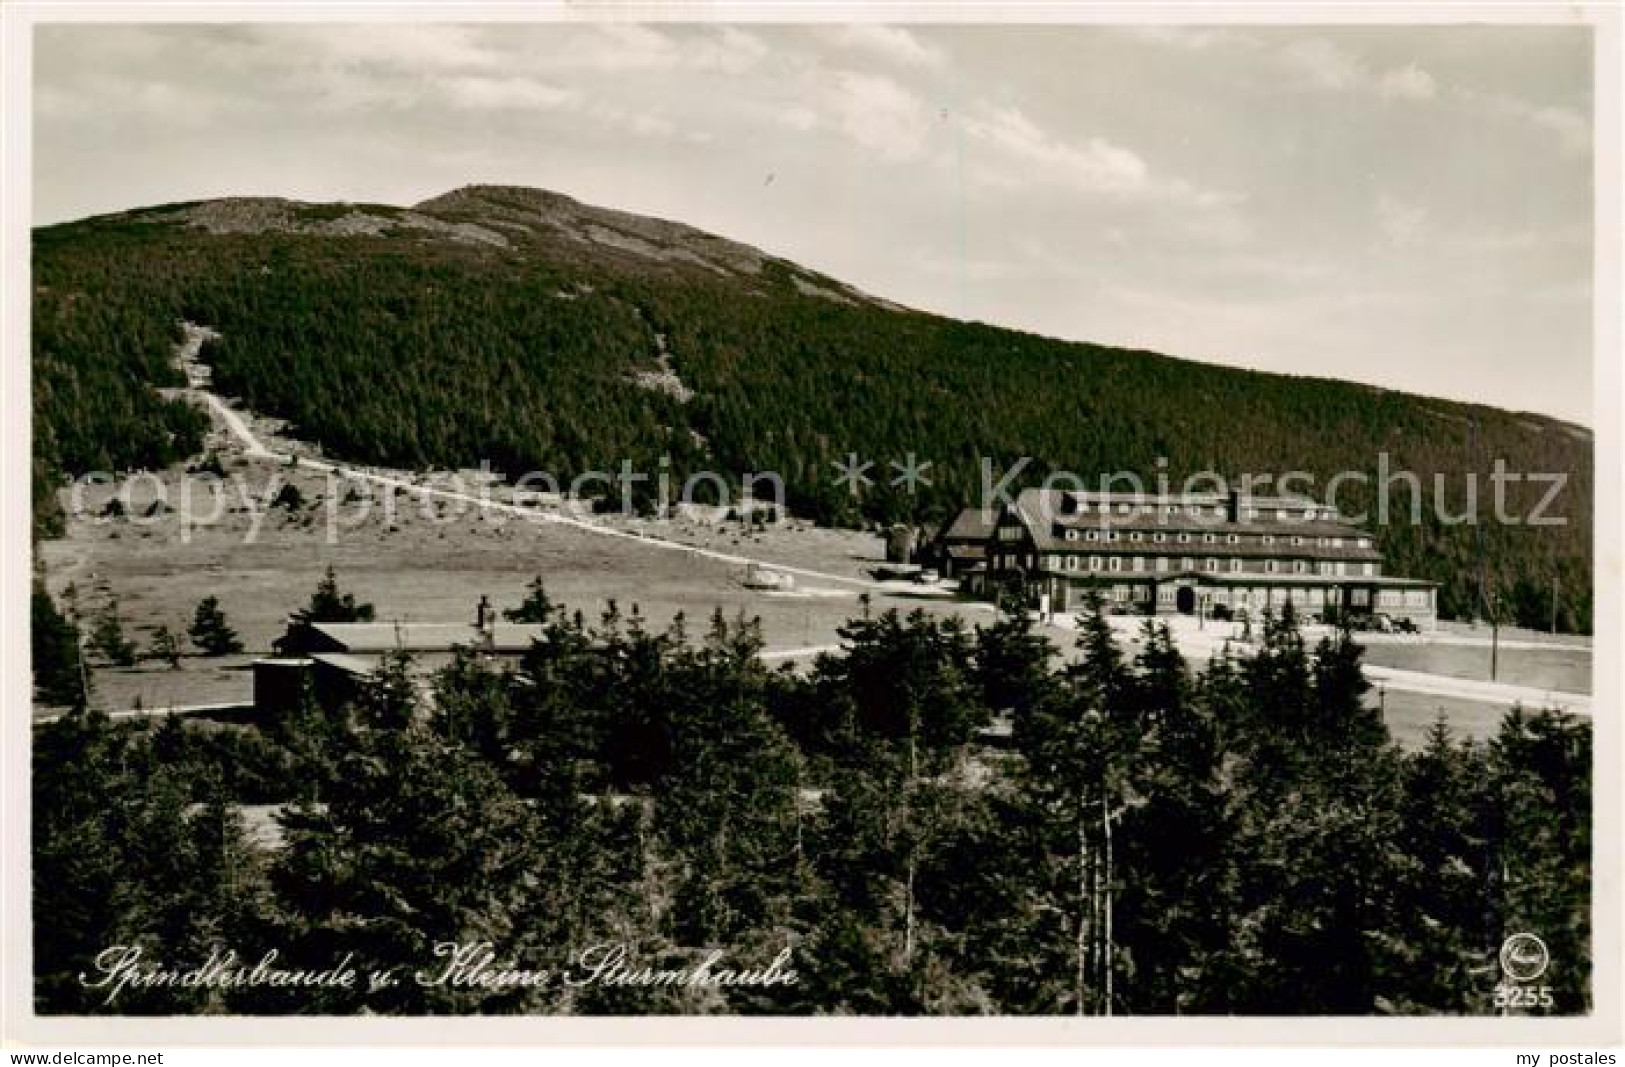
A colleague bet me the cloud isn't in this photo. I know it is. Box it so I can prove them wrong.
[294,24,500,72]
[956,102,1240,226]
[825,71,931,162]
[835,25,946,68]
[1278,38,1439,105]
[1279,38,1366,91]
[962,104,1148,192]
[441,76,578,111]
[1456,87,1589,156]
[544,24,766,75]
[1378,64,1437,101]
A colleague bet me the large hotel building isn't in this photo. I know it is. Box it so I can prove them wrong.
[943,488,1437,629]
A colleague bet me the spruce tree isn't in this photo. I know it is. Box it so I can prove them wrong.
[188,596,244,656]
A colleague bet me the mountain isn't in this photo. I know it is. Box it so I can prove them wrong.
[31,185,1595,630]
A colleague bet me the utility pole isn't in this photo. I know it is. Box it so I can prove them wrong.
[1490,596,1500,682]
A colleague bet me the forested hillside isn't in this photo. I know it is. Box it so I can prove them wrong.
[31,186,1595,629]
[33,598,1592,1014]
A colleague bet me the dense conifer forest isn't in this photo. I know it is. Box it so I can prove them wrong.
[31,187,1594,629]
[33,591,1591,1015]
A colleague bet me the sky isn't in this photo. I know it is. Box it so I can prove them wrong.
[32,22,1595,424]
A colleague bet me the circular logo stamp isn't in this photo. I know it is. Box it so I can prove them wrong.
[1499,933,1550,982]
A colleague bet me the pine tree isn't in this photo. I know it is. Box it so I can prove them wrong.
[293,565,374,624]
[148,624,182,668]
[31,588,87,708]
[88,598,137,667]
[188,596,244,656]
[502,575,557,623]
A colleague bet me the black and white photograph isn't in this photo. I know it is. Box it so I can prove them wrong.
[2,1,1620,1053]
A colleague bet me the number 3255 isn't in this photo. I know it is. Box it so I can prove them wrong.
[1495,984,1554,1009]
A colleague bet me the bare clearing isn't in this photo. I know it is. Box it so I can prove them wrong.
[38,455,992,717]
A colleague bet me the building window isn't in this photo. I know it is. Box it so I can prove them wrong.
[1266,560,1279,574]
[1089,556,1103,572]
[1153,532,1166,543]
[1262,534,1275,545]
[1129,531,1142,542]
[1181,557,1195,571]
[1177,532,1191,543]
[1291,536,1304,546]
[1067,556,1079,571]
[1294,560,1308,574]
[1155,558,1169,573]
[1319,561,1335,576]
[1066,529,1080,541]
[1132,556,1145,572]
[1204,558,1218,573]
[1363,563,1376,576]
[1352,589,1370,607]
[1332,537,1343,547]
[1109,557,1122,572]
[1230,559,1243,573]
[1188,506,1201,516]
[1357,537,1371,548]
[1227,533,1240,544]
[1118,503,1132,514]
[1203,533,1216,544]
[1087,530,1100,541]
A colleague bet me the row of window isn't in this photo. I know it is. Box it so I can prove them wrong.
[1063,527,1370,549]
[1073,501,1340,522]
[1050,555,1378,577]
[1115,585,1428,609]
